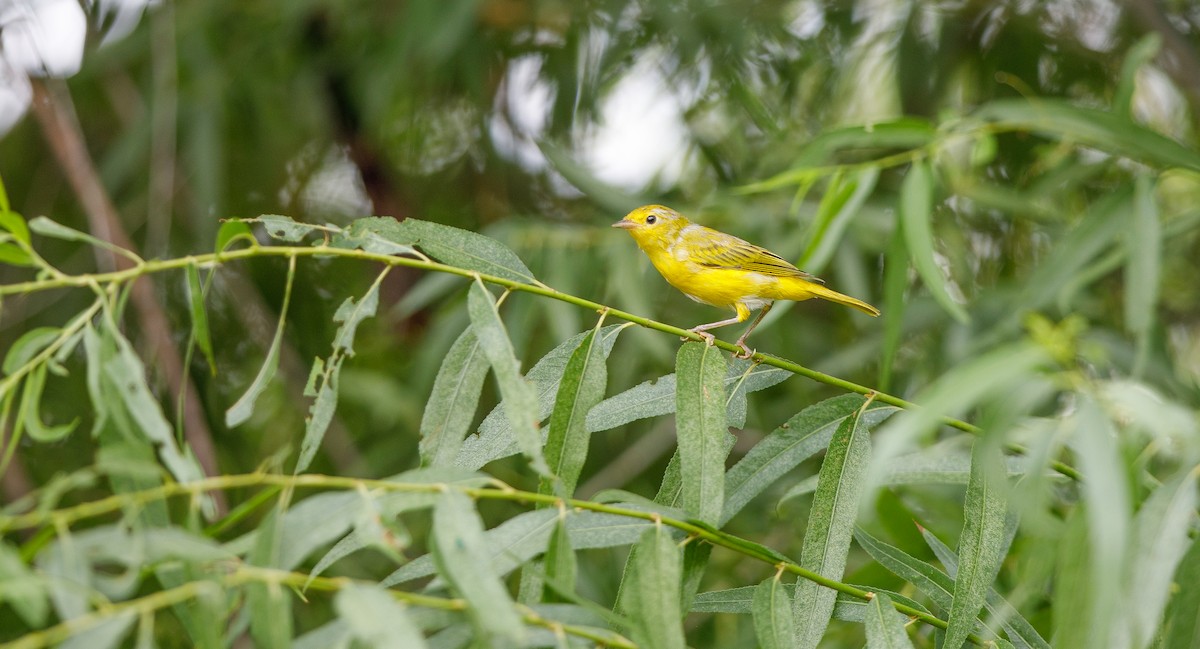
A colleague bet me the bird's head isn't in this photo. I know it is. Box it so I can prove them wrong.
[611,205,688,248]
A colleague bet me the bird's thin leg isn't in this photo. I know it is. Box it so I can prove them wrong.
[686,303,751,349]
[732,302,772,359]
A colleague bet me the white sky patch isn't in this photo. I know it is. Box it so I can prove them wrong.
[489,54,555,171]
[0,0,87,77]
[576,53,689,191]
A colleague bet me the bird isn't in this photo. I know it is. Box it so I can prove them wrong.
[612,205,880,358]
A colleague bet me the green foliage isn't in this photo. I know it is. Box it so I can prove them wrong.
[4,2,1200,648]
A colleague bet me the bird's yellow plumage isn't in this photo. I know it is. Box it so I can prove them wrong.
[613,205,880,357]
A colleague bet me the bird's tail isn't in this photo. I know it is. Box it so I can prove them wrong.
[807,283,881,317]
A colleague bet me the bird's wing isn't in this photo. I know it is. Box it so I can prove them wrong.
[680,225,825,283]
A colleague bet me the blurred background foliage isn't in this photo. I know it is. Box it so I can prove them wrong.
[3,0,1200,647]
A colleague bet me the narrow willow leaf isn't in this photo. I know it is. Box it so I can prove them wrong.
[226,257,295,427]
[294,621,350,649]
[865,593,915,649]
[186,263,216,375]
[59,612,136,649]
[215,220,255,253]
[3,326,61,374]
[631,525,686,649]
[28,216,139,261]
[1053,509,1094,649]
[0,241,34,266]
[335,584,429,649]
[724,359,792,429]
[467,278,548,475]
[456,325,624,469]
[674,343,728,524]
[398,218,536,284]
[753,576,794,649]
[944,440,1009,649]
[297,274,382,473]
[1071,398,1130,648]
[799,168,879,272]
[21,364,78,441]
[1114,34,1161,118]
[693,584,928,620]
[1119,466,1199,649]
[432,491,525,649]
[332,217,418,256]
[102,321,207,488]
[1162,537,1200,649]
[541,324,608,498]
[793,402,872,649]
[0,541,48,626]
[586,358,785,434]
[248,508,292,649]
[544,516,577,602]
[900,160,968,323]
[41,533,90,619]
[920,528,1049,649]
[879,225,907,391]
[868,342,1047,494]
[0,205,30,243]
[854,528,954,610]
[781,452,1031,502]
[257,214,321,241]
[974,98,1200,171]
[420,327,489,466]
[722,396,895,525]
[1127,174,1160,372]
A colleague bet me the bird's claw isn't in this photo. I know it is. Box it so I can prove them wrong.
[734,343,755,359]
[685,330,716,346]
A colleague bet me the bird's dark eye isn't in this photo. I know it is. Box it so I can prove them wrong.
[645,215,657,224]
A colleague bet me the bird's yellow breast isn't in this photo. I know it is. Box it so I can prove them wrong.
[638,240,775,309]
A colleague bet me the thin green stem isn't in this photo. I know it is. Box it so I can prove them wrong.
[0,241,1083,481]
[2,473,985,645]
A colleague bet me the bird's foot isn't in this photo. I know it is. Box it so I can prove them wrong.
[734,342,755,359]
[685,329,716,346]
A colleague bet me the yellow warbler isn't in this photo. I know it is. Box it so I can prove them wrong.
[613,205,880,358]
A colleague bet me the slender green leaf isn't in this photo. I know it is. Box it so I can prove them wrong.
[0,541,48,626]
[257,214,322,241]
[675,343,728,524]
[975,98,1200,171]
[544,516,577,602]
[1119,466,1199,648]
[799,168,879,272]
[431,491,525,649]
[3,326,63,375]
[247,508,292,649]
[20,364,78,442]
[335,584,429,649]
[693,584,928,620]
[865,593,915,649]
[1115,35,1161,118]
[855,528,954,610]
[28,216,141,262]
[919,527,1049,649]
[186,263,216,375]
[782,451,1032,502]
[226,257,295,427]
[1127,174,1161,373]
[630,525,686,649]
[1162,537,1200,649]
[1053,508,1094,649]
[456,324,624,469]
[297,274,382,473]
[541,323,608,498]
[467,278,549,475]
[900,160,969,323]
[419,326,490,466]
[332,217,419,256]
[0,206,30,243]
[215,220,255,253]
[793,401,872,649]
[59,612,136,649]
[1072,398,1130,648]
[944,439,1009,649]
[879,225,907,391]
[722,396,894,525]
[398,218,537,284]
[0,241,34,266]
[753,576,794,649]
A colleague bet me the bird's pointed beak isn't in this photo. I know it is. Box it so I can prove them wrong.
[612,219,637,229]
